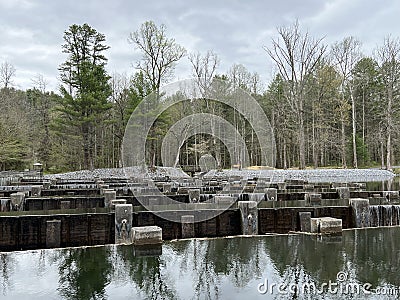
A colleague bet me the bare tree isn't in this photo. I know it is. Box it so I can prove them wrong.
[188,50,219,93]
[331,37,362,168]
[128,21,186,92]
[0,62,16,89]
[375,36,400,170]
[264,21,326,169]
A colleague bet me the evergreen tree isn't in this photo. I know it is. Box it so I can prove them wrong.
[56,24,112,170]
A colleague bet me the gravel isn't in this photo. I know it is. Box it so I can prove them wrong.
[45,166,190,180]
[203,168,396,183]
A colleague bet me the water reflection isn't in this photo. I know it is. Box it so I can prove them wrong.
[0,227,399,299]
[57,247,112,299]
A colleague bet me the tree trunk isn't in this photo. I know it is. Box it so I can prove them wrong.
[386,88,393,170]
[341,116,347,168]
[350,89,358,168]
[312,108,317,168]
[298,113,306,169]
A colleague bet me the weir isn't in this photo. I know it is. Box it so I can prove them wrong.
[0,169,398,251]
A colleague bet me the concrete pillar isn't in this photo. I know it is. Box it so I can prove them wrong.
[31,186,42,197]
[319,217,342,234]
[46,220,61,248]
[60,201,71,209]
[181,215,195,238]
[188,189,200,203]
[163,183,172,193]
[99,184,110,195]
[299,212,311,232]
[10,192,25,211]
[277,182,286,190]
[238,201,258,235]
[115,204,133,244]
[111,199,127,210]
[383,191,400,201]
[104,190,116,208]
[249,193,265,202]
[310,217,342,234]
[131,226,162,245]
[213,195,235,206]
[0,199,10,212]
[306,193,322,206]
[337,187,350,200]
[265,188,277,201]
[350,198,370,228]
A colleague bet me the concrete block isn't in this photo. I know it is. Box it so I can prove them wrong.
[213,195,235,205]
[299,212,311,232]
[104,190,116,208]
[188,189,200,203]
[383,191,399,201]
[310,218,319,233]
[46,220,61,248]
[0,199,10,212]
[181,215,195,238]
[265,188,277,201]
[277,182,286,190]
[306,193,322,206]
[350,198,370,228]
[10,192,25,210]
[99,184,110,195]
[310,217,342,234]
[131,226,162,245]
[31,185,42,196]
[60,201,71,209]
[337,187,350,200]
[238,201,258,235]
[111,199,127,209]
[319,217,342,234]
[249,193,265,202]
[163,183,172,193]
[115,204,133,244]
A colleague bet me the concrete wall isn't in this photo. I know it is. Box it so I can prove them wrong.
[0,213,114,251]
[258,206,351,234]
[0,206,351,251]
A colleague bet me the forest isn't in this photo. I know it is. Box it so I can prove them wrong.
[0,20,399,172]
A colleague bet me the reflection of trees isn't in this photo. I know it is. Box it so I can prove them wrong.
[0,253,15,295]
[167,237,267,299]
[57,247,112,299]
[115,245,178,300]
[342,227,400,288]
[265,234,345,284]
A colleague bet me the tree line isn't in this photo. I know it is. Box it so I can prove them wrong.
[0,20,399,172]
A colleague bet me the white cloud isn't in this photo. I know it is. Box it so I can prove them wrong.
[0,0,399,91]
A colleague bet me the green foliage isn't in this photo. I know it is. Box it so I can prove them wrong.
[355,135,370,167]
[56,23,112,170]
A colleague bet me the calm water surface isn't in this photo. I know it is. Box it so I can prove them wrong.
[1,227,400,299]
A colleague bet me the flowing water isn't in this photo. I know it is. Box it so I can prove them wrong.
[1,227,400,299]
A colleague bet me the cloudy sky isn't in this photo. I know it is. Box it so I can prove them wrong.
[1,0,399,91]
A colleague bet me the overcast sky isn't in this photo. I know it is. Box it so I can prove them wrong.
[1,0,399,92]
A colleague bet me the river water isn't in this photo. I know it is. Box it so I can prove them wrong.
[1,226,400,299]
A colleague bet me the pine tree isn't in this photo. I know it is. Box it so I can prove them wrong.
[56,24,112,170]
